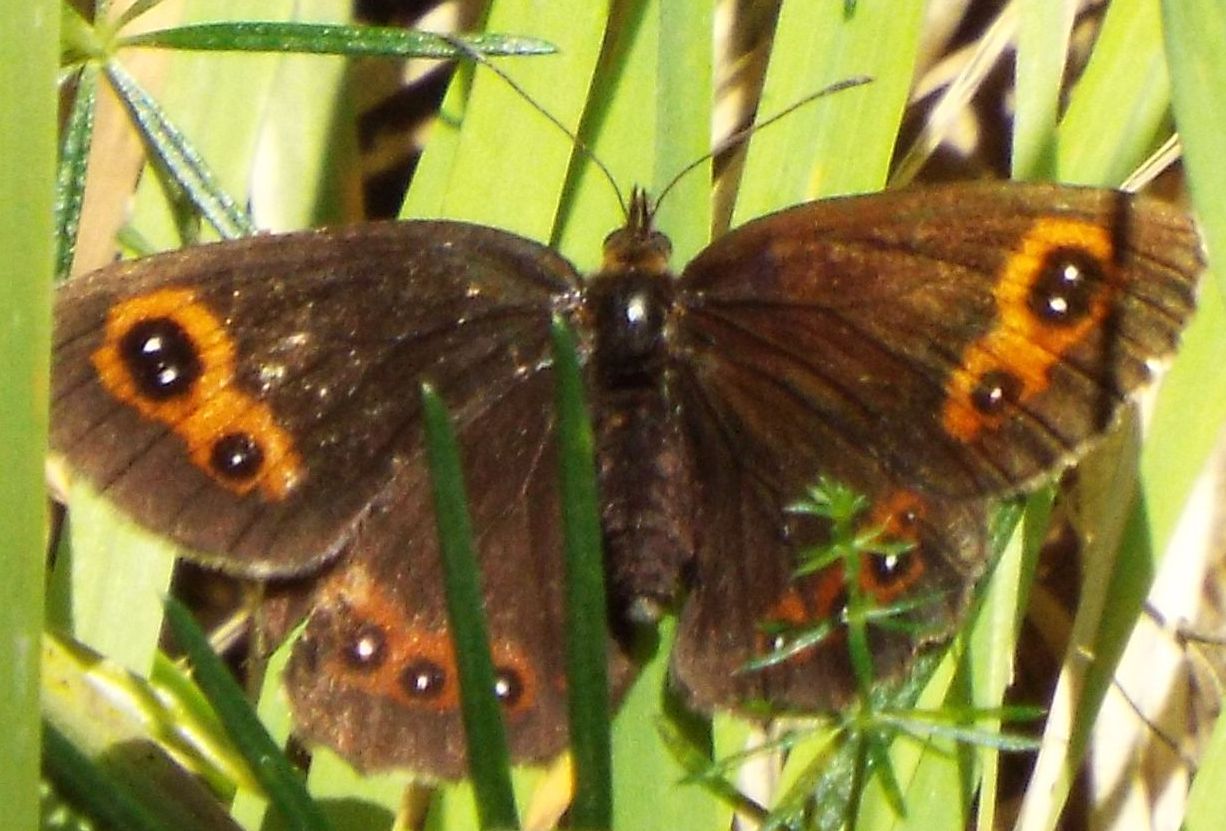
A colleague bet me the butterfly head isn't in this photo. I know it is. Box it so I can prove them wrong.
[601,187,672,277]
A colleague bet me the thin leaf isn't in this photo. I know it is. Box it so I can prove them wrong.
[119,22,555,59]
[43,723,194,831]
[1,2,56,828]
[420,384,519,830]
[162,598,331,831]
[103,60,256,239]
[54,64,98,279]
[551,317,613,829]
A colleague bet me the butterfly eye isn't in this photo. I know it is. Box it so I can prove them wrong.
[400,659,449,701]
[342,622,388,670]
[119,317,202,399]
[1029,247,1102,324]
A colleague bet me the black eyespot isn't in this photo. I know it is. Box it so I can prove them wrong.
[342,623,387,670]
[1029,247,1103,325]
[119,317,202,399]
[970,369,1023,416]
[493,666,525,708]
[401,659,448,700]
[211,432,264,480]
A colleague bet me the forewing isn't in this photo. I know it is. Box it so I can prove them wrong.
[672,182,1200,499]
[52,221,578,577]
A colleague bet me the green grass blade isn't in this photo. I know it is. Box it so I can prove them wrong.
[1186,699,1226,831]
[1150,3,1226,828]
[733,0,924,222]
[43,723,183,831]
[55,63,99,279]
[1014,4,1226,829]
[113,0,168,32]
[1057,0,1171,184]
[401,0,609,244]
[103,60,256,239]
[41,633,246,831]
[163,598,332,831]
[550,318,612,829]
[119,22,555,58]
[0,2,56,829]
[420,385,519,830]
[1012,0,1074,179]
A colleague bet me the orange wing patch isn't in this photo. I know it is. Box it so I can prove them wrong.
[942,218,1117,442]
[91,288,302,500]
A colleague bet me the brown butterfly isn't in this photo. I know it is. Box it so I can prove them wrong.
[50,181,1202,778]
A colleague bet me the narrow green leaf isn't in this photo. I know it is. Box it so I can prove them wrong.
[41,633,245,831]
[55,64,98,279]
[103,60,256,239]
[420,384,519,830]
[1012,0,1074,179]
[162,598,332,831]
[1057,0,1171,184]
[43,723,187,831]
[114,0,169,33]
[0,2,56,829]
[550,318,612,830]
[1013,4,1225,829]
[120,22,555,59]
[1186,693,1226,831]
[733,0,923,221]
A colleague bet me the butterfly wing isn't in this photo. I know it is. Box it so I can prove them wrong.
[668,183,1201,709]
[274,368,635,777]
[52,221,579,577]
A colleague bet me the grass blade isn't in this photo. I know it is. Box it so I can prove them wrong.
[550,318,612,830]
[55,63,98,279]
[103,60,256,239]
[120,22,555,58]
[162,598,331,831]
[0,2,56,829]
[420,384,519,830]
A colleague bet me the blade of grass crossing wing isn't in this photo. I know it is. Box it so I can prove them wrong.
[420,385,519,830]
[550,318,613,829]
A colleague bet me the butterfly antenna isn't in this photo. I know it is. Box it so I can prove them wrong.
[653,75,874,211]
[438,33,630,219]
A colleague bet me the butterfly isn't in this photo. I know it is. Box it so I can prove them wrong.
[50,180,1202,779]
